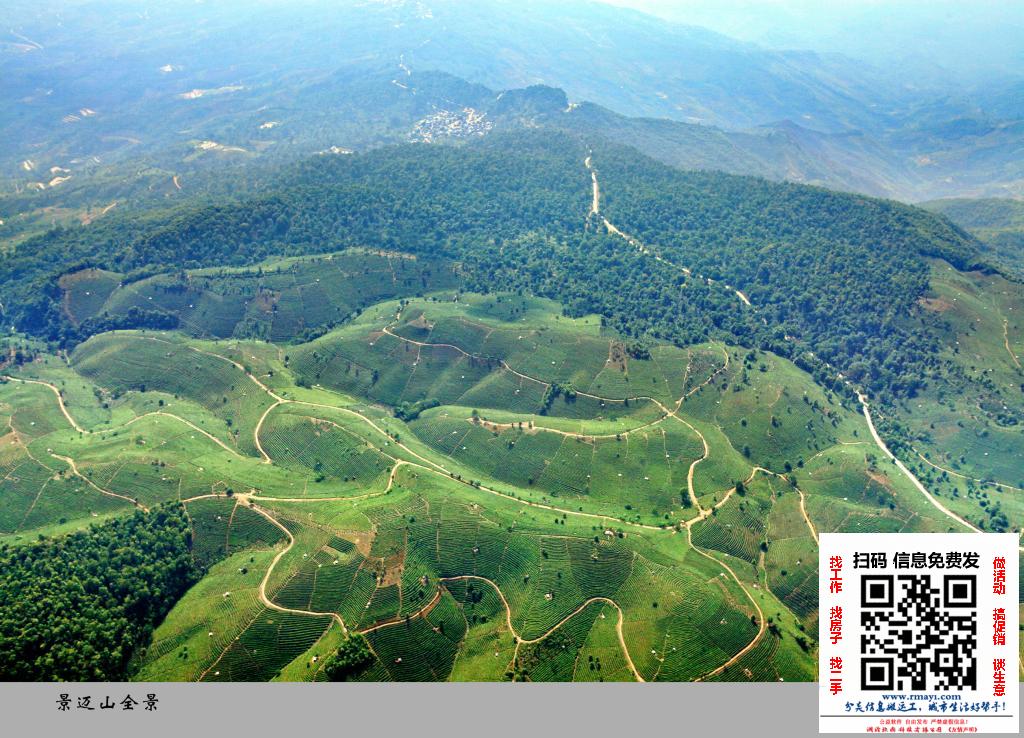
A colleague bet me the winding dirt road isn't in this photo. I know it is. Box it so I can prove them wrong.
[913,448,1023,493]
[3,376,85,432]
[2,375,244,457]
[10,335,793,681]
[50,452,147,511]
[439,574,643,682]
[857,392,980,533]
[584,154,760,315]
[688,522,766,681]
[246,498,349,633]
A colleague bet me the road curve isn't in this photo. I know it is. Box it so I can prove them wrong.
[857,392,979,533]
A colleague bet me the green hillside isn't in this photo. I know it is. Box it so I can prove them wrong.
[1,109,1021,686]
[2,130,981,403]
[3,282,992,681]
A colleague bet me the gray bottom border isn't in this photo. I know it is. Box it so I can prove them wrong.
[4,682,1021,737]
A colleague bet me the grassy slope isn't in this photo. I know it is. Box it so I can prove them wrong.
[4,289,1000,681]
[887,260,1024,532]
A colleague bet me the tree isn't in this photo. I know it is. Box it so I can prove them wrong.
[323,636,374,681]
[0,504,198,681]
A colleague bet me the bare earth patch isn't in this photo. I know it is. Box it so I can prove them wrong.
[917,296,953,312]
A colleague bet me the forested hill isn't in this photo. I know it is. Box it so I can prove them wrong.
[2,130,981,398]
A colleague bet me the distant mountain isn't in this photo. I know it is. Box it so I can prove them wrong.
[348,0,904,133]
[923,197,1024,277]
[270,67,1024,201]
[605,1,1024,89]
[4,0,1024,211]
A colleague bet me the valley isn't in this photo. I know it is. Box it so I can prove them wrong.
[1,0,1022,688]
[2,271,994,681]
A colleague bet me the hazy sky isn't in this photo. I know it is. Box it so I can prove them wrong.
[599,0,1024,82]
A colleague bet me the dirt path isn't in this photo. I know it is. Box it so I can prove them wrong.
[3,374,243,457]
[81,201,117,226]
[584,155,665,255]
[128,411,242,456]
[913,448,1023,493]
[1003,318,1021,369]
[381,323,726,416]
[684,465,764,529]
[403,457,666,531]
[50,452,147,510]
[806,440,867,463]
[665,344,731,514]
[137,336,284,401]
[3,376,86,432]
[470,412,668,441]
[290,399,448,471]
[376,327,735,523]
[242,460,407,504]
[178,493,227,504]
[253,400,284,463]
[381,325,551,392]
[538,337,717,455]
[751,466,818,544]
[357,587,443,635]
[583,155,762,315]
[857,392,980,533]
[667,417,709,513]
[682,463,817,680]
[439,574,643,682]
[243,498,349,633]
[184,482,426,641]
[796,485,819,545]
[257,398,668,532]
[219,494,645,678]
[688,521,766,681]
[585,154,600,217]
[127,337,285,463]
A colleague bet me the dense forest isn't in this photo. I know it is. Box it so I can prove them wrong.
[0,505,200,681]
[592,145,982,396]
[0,130,984,400]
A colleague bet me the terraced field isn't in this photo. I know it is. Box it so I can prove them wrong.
[894,261,1024,531]
[1,288,1007,682]
[60,250,461,342]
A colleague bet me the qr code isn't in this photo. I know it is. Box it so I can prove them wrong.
[820,533,1018,734]
[860,574,977,691]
